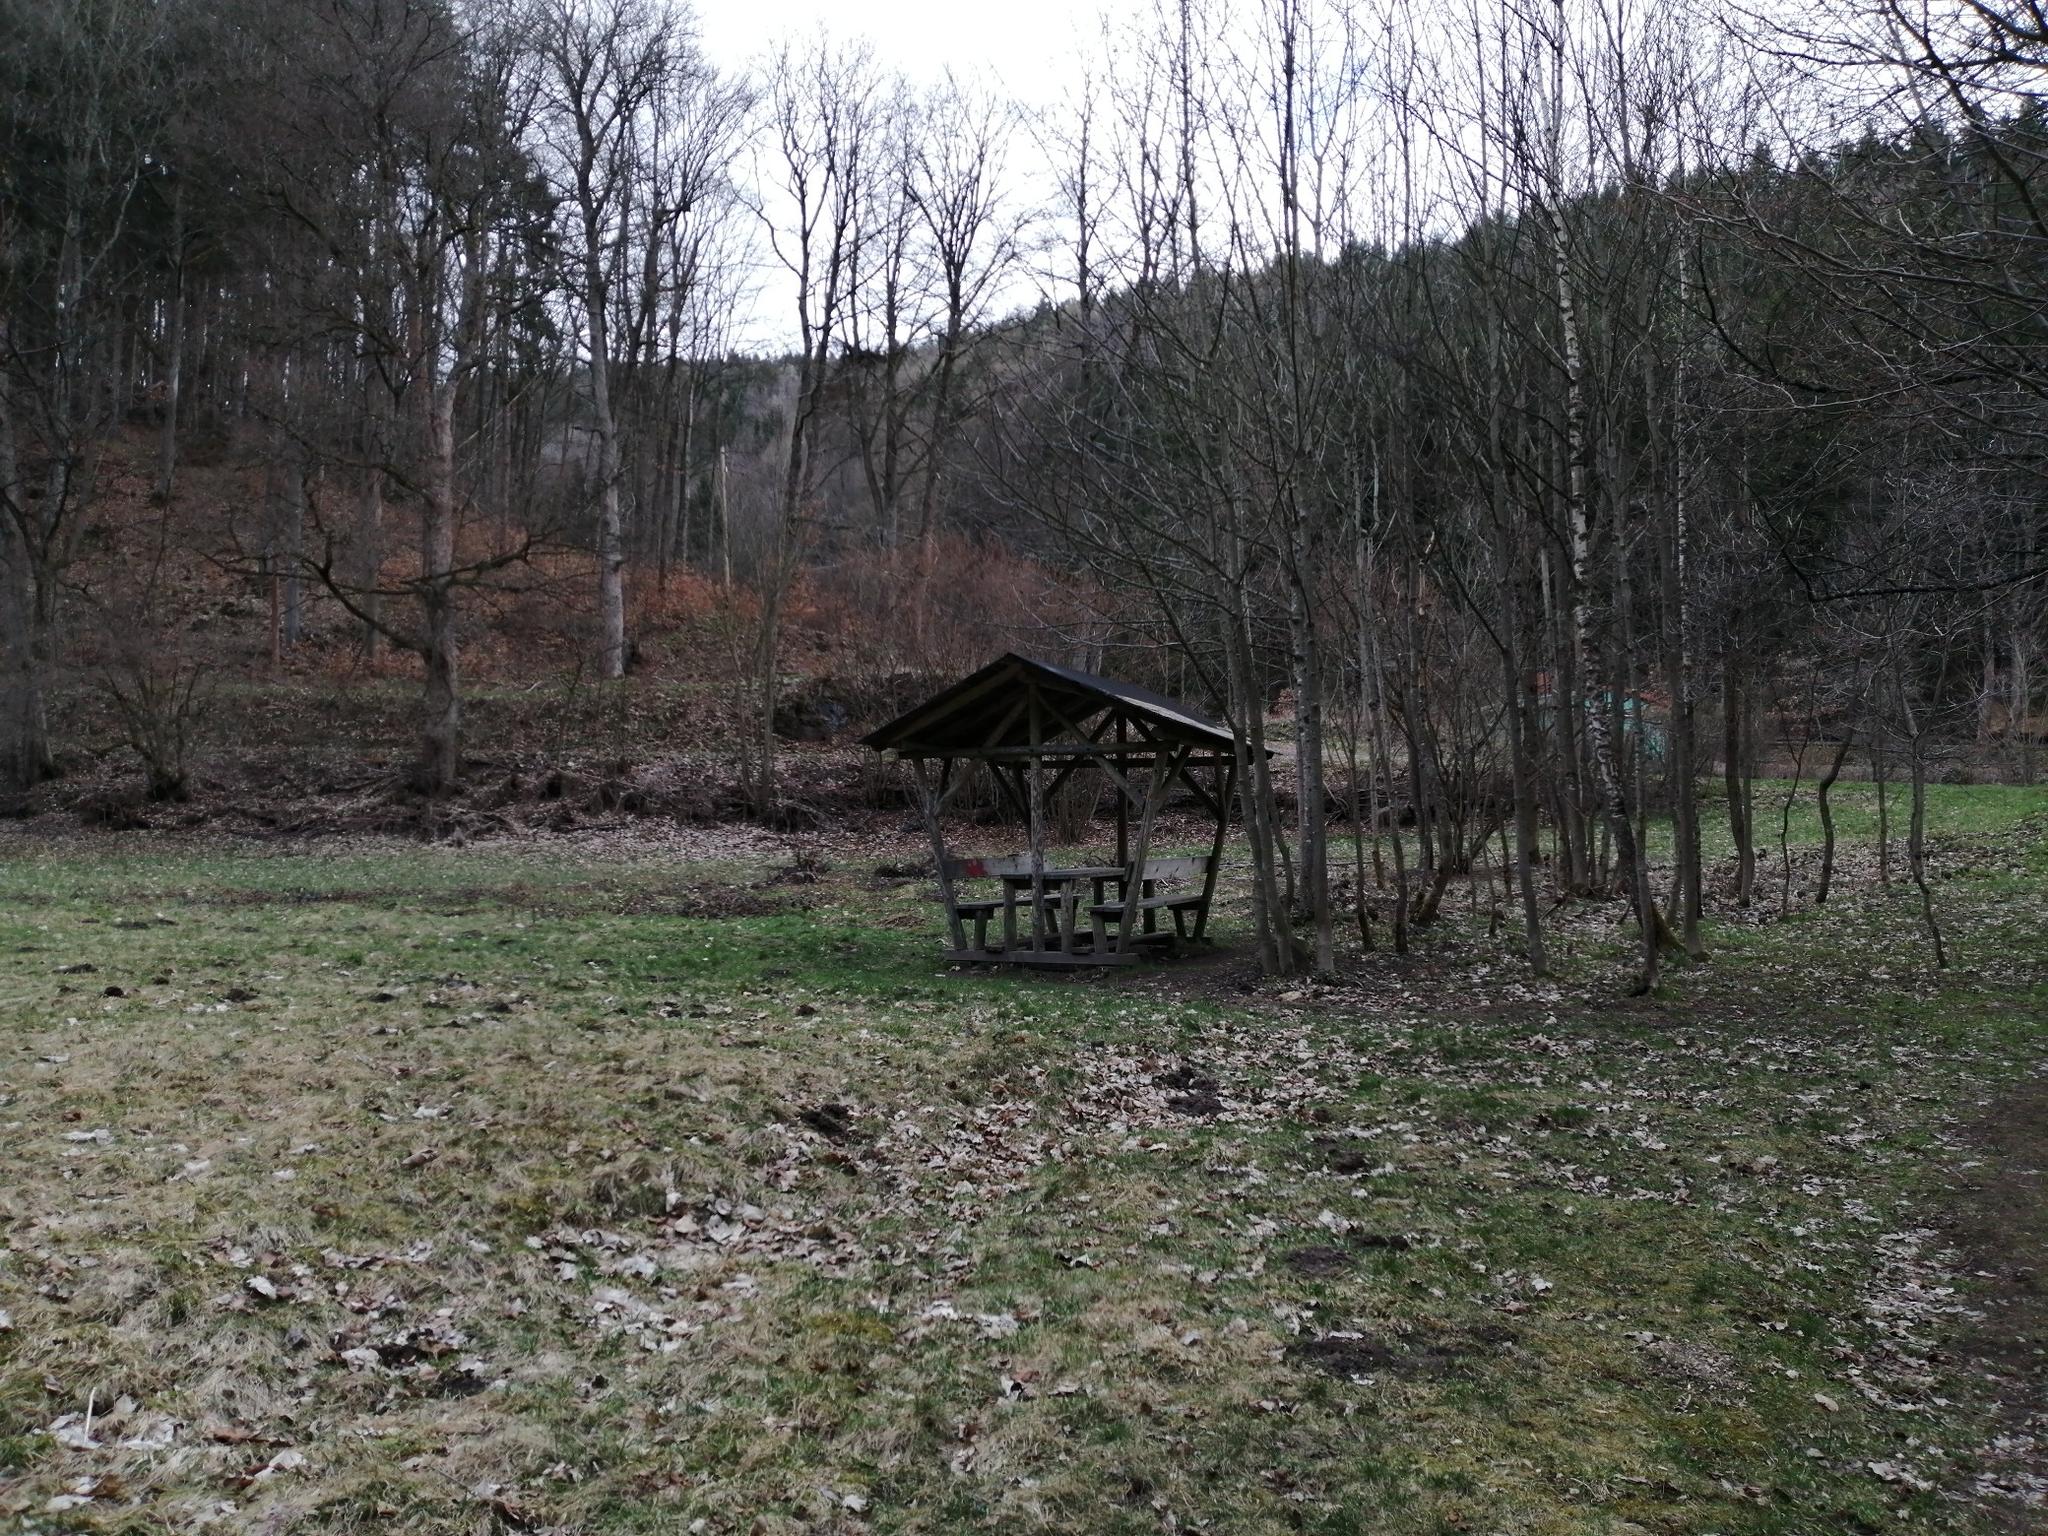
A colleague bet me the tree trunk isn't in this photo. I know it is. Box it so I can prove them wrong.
[359,373,388,663]
[281,462,306,647]
[1397,571,1438,885]
[1346,720,1374,951]
[2013,624,2034,784]
[1288,513,1333,975]
[1659,570,1703,953]
[0,337,52,795]
[417,375,461,795]
[667,372,697,584]
[755,387,811,819]
[915,309,963,545]
[1815,727,1852,906]
[1900,681,1946,969]
[1874,727,1892,889]
[1222,561,1293,974]
[1499,559,1549,975]
[1350,510,1378,952]
[717,446,733,589]
[1723,664,1754,905]
[1542,547,1590,893]
[1777,711,1809,917]
[589,282,627,679]
[156,193,186,503]
[1547,188,1663,992]
[0,527,51,796]
[1362,574,1409,957]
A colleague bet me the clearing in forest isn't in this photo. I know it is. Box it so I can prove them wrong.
[2,785,2045,1534]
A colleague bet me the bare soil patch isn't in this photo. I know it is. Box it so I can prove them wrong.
[1287,1324,1517,1381]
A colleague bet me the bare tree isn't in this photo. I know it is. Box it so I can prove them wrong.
[255,0,556,793]
[746,35,880,817]
[530,0,741,679]
[0,0,174,794]
[906,73,1023,545]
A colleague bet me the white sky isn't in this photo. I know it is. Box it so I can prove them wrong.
[695,0,1148,347]
[696,0,1133,106]
[688,0,1849,350]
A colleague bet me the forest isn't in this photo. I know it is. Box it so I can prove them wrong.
[3,2,2047,1529]
[2,0,2044,982]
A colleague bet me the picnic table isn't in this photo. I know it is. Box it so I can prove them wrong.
[940,855,1212,964]
[996,864,1126,953]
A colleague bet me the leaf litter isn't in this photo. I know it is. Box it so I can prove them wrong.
[0,805,2044,1531]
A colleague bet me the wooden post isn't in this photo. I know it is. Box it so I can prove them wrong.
[1003,833,1018,953]
[1115,713,1129,873]
[1115,744,1189,954]
[1028,686,1048,952]
[913,758,968,952]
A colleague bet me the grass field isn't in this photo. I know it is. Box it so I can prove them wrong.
[2,785,2045,1533]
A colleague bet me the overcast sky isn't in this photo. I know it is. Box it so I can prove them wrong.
[696,0,1131,106]
[692,0,1147,347]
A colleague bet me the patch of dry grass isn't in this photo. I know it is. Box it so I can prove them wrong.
[2,809,2044,1533]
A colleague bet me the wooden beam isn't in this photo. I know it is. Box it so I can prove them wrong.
[913,758,968,952]
[1174,759,1223,820]
[1043,711,1123,803]
[1114,742,1191,955]
[979,693,1028,750]
[881,662,1023,745]
[893,741,1239,764]
[895,745,1229,763]
[1027,685,1049,953]
[991,762,1033,824]
[1115,714,1129,872]
[1037,692,1109,748]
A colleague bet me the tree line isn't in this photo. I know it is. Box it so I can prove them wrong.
[2,0,2043,982]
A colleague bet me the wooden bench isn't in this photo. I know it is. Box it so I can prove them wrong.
[1089,855,1214,947]
[953,892,1061,951]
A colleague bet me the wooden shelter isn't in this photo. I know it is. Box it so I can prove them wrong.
[863,653,1239,966]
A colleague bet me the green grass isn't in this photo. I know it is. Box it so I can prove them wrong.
[1,797,2044,1533]
[1656,777,2048,866]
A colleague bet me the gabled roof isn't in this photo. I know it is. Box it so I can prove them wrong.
[861,652,1237,757]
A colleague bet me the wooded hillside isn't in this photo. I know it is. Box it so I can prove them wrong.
[3,0,2044,983]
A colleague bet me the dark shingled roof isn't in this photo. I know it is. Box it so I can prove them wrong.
[861,653,1237,756]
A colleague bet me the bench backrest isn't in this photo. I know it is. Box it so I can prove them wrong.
[943,854,1038,880]
[944,853,1212,883]
[1136,855,1210,883]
